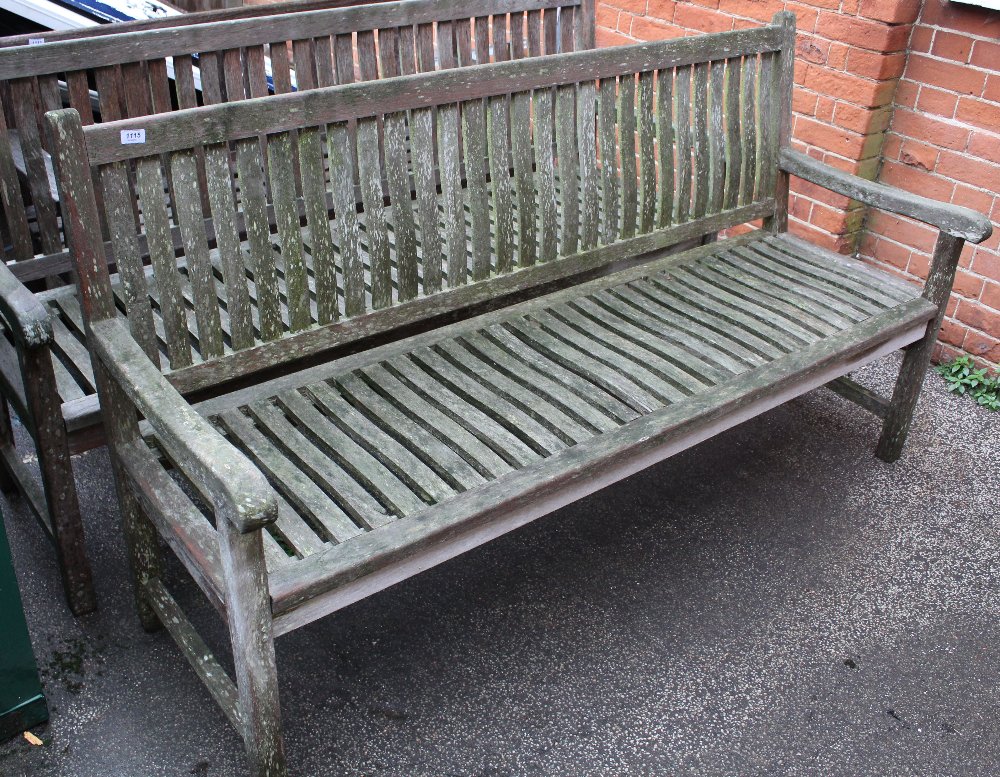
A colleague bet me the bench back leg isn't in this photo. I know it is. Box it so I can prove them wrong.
[876,232,965,462]
[219,520,287,777]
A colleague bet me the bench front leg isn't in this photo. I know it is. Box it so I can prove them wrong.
[219,517,287,777]
[876,231,964,462]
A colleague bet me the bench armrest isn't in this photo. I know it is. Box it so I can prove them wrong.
[779,148,993,244]
[90,318,277,534]
[0,262,52,350]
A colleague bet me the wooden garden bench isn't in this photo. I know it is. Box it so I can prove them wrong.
[48,13,990,775]
[0,0,594,615]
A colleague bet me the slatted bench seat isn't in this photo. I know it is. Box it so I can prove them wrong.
[48,14,990,776]
[0,0,594,616]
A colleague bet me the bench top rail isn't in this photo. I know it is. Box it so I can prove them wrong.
[0,0,590,264]
[50,18,793,396]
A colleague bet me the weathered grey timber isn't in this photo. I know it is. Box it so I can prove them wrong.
[0,0,593,616]
[48,13,991,776]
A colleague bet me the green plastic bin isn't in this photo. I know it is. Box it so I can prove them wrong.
[0,507,48,741]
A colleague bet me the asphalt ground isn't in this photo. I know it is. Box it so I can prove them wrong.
[1,354,997,776]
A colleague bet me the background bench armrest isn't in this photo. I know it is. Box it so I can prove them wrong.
[90,318,277,534]
[779,148,993,244]
[0,262,52,350]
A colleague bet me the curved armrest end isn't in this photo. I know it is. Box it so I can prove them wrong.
[0,263,53,349]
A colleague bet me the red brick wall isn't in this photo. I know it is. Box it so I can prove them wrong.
[861,2,1000,366]
[598,0,1000,368]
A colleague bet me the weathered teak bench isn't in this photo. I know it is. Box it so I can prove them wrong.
[0,0,594,615]
[49,13,991,775]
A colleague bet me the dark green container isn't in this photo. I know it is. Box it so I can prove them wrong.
[0,508,48,741]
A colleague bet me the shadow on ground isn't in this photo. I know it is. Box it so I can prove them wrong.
[1,355,997,776]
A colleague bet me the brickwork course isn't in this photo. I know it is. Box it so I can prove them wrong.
[598,0,1000,368]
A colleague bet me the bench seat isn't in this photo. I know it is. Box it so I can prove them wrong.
[158,230,935,632]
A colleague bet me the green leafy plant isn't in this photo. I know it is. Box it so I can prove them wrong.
[936,355,1000,411]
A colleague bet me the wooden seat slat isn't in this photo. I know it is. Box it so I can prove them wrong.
[409,344,573,454]
[721,247,873,323]
[584,290,749,377]
[385,354,543,467]
[357,363,515,480]
[478,325,640,425]
[458,332,618,439]
[705,252,860,331]
[333,372,487,491]
[216,408,363,545]
[684,263,843,339]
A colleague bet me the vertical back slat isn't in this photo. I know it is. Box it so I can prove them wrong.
[411,23,443,293]
[10,79,60,254]
[290,37,338,323]
[65,71,95,124]
[327,123,365,317]
[724,57,742,212]
[234,138,283,341]
[356,120,392,308]
[691,61,709,219]
[740,54,758,206]
[489,20,516,275]
[709,59,726,215]
[577,78,599,251]
[511,86,536,267]
[463,96,492,281]
[379,30,419,301]
[559,4,575,53]
[202,144,255,349]
[598,76,620,243]
[674,65,692,223]
[555,83,579,256]
[0,107,32,259]
[173,55,199,109]
[534,84,558,262]
[134,157,191,369]
[618,73,637,239]
[171,150,225,358]
[268,131,311,332]
[637,70,656,234]
[757,51,777,201]
[436,21,467,288]
[101,163,159,365]
[656,68,674,229]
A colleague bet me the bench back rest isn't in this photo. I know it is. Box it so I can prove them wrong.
[0,0,405,48]
[0,0,593,268]
[51,14,795,397]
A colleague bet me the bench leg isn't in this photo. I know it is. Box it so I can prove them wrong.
[875,336,934,463]
[0,399,18,494]
[22,348,97,616]
[876,232,965,464]
[219,520,287,777]
[97,365,162,631]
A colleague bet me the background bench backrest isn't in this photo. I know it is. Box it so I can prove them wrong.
[0,0,592,268]
[52,16,794,397]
